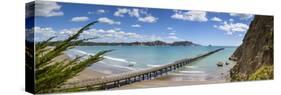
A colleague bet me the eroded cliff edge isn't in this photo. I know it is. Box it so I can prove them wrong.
[230,15,273,81]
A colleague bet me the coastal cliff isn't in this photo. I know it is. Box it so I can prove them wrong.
[230,15,273,81]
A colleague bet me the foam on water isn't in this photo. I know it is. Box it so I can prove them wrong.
[109,64,137,71]
[104,56,137,64]
[67,49,138,72]
[179,70,205,74]
[146,64,163,67]
[68,49,137,64]
[185,66,198,69]
[68,46,237,81]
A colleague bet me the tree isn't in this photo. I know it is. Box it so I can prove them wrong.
[34,21,111,93]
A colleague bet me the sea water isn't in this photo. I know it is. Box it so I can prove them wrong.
[66,46,236,81]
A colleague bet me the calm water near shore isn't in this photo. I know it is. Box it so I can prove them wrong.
[66,46,236,81]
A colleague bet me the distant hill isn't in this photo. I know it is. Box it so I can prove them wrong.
[48,40,201,46]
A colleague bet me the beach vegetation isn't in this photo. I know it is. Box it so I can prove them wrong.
[249,65,273,80]
[33,21,112,93]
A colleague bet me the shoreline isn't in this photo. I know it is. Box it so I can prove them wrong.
[61,47,236,89]
[113,61,235,90]
[53,53,109,83]
[112,77,227,90]
[63,52,133,83]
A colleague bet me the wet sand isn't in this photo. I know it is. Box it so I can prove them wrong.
[49,47,232,89]
[110,73,226,90]
[61,51,235,89]
[67,68,108,82]
[63,53,132,83]
[51,53,109,83]
[112,61,235,90]
[112,76,226,90]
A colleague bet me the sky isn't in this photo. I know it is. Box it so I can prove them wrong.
[26,1,254,46]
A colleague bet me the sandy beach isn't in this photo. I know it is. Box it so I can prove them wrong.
[112,65,233,90]
[61,50,235,89]
[112,76,226,90]
[49,52,108,83]
[62,53,132,83]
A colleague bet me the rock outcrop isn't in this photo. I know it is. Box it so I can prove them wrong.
[230,15,273,81]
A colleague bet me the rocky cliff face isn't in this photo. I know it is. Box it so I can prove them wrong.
[230,15,273,81]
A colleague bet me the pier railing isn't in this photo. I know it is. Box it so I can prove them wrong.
[58,48,224,90]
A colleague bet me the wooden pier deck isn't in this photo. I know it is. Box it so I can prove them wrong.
[58,48,224,90]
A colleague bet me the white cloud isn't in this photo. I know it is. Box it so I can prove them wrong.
[114,8,130,17]
[229,18,234,22]
[33,27,56,41]
[113,28,121,31]
[129,9,141,17]
[98,17,121,25]
[88,9,107,14]
[131,24,141,28]
[138,15,158,23]
[171,10,208,22]
[88,29,143,39]
[163,27,182,41]
[60,28,81,35]
[114,8,158,23]
[211,17,222,22]
[34,1,64,17]
[167,27,173,30]
[32,26,184,43]
[169,32,176,35]
[71,16,89,22]
[213,25,218,28]
[97,9,106,14]
[32,26,146,42]
[168,36,180,40]
[215,21,249,35]
[114,8,143,17]
[167,27,176,33]
[166,29,179,40]
[230,13,253,20]
[146,35,163,41]
[145,35,182,42]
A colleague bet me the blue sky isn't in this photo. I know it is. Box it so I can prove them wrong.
[27,1,254,46]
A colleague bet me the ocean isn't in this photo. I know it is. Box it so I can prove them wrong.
[66,46,237,81]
